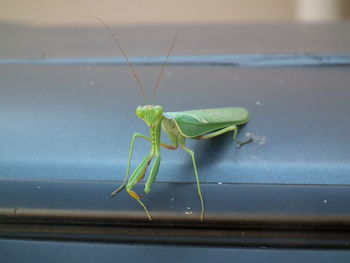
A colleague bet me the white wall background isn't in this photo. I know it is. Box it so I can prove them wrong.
[1,0,349,25]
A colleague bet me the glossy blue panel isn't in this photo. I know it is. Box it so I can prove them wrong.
[0,64,349,184]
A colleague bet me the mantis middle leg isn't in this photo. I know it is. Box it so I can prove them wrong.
[181,145,205,222]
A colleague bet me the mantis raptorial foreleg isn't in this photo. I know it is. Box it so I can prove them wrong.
[111,132,177,196]
[126,154,153,189]
[125,153,153,220]
[111,132,179,220]
[145,154,161,193]
[111,132,147,196]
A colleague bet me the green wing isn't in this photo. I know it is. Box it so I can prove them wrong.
[163,107,249,138]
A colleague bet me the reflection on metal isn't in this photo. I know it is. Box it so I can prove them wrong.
[1,53,350,67]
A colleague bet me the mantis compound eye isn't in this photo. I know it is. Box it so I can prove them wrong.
[135,106,146,119]
[153,105,164,117]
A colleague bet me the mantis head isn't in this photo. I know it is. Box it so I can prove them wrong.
[136,105,164,127]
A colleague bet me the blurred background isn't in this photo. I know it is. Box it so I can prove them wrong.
[1,0,350,25]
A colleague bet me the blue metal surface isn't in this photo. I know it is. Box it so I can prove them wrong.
[1,238,349,263]
[0,64,349,184]
[1,238,350,263]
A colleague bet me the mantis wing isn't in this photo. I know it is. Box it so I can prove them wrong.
[163,107,249,138]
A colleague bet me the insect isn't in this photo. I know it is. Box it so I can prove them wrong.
[99,20,250,221]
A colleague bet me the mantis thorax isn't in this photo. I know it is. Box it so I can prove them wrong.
[136,105,164,127]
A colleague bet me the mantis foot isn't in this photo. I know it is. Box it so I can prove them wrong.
[236,136,253,149]
[110,184,127,197]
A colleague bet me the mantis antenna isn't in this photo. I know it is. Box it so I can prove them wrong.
[97,18,147,101]
[152,29,180,101]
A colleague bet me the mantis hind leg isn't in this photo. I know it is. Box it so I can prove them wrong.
[195,125,251,148]
[195,125,238,141]
[181,145,205,221]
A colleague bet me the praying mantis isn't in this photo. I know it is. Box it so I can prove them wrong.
[99,20,250,221]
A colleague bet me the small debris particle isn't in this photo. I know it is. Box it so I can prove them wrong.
[245,133,266,146]
[251,155,259,161]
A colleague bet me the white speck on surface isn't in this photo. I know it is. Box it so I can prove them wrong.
[324,200,327,203]
[217,182,222,185]
[170,198,175,201]
[185,211,193,215]
[251,155,259,161]
[186,206,191,210]
[246,132,266,146]
[256,101,262,106]
[36,185,40,190]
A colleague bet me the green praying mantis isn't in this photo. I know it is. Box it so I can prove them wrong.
[99,20,250,221]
